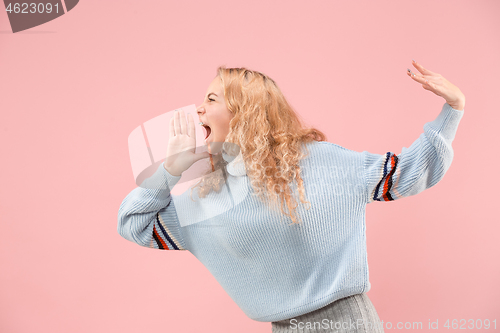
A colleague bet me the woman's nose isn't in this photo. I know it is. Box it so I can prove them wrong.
[197,106,205,116]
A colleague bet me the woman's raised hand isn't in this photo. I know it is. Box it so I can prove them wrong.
[164,109,210,176]
[407,60,465,111]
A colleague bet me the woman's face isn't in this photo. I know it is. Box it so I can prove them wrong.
[197,77,233,154]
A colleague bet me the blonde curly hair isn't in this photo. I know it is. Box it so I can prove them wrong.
[189,66,327,224]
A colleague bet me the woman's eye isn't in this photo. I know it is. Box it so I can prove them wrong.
[208,98,215,102]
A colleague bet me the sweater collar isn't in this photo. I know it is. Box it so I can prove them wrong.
[222,147,246,177]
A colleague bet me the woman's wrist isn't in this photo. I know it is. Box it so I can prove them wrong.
[164,163,182,177]
[448,99,465,111]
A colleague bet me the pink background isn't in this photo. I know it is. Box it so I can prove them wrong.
[1,0,499,332]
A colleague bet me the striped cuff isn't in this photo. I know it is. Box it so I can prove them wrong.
[149,213,186,250]
[371,152,401,202]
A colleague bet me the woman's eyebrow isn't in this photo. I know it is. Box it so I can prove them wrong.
[207,92,218,98]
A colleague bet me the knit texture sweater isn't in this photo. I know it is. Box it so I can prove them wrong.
[117,103,464,322]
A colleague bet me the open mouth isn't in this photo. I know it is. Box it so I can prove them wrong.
[202,125,212,141]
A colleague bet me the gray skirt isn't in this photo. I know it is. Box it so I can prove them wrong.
[271,293,384,333]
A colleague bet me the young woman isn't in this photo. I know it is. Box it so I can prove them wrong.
[118,61,465,332]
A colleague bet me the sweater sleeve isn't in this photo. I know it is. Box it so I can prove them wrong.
[117,162,187,250]
[364,103,464,204]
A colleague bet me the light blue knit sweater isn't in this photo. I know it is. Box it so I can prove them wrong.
[117,103,464,322]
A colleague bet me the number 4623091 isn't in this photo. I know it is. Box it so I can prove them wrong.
[444,319,496,330]
[5,3,60,14]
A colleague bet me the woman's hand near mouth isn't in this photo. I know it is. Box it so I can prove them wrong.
[164,109,211,177]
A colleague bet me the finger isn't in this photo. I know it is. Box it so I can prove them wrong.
[408,69,437,91]
[412,60,437,76]
[169,115,175,139]
[407,69,428,85]
[188,113,196,138]
[425,79,436,90]
[179,109,187,135]
[173,110,179,136]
